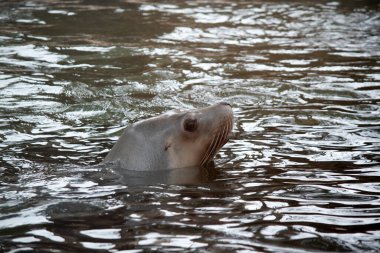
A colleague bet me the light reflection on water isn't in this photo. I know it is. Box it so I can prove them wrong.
[0,0,380,252]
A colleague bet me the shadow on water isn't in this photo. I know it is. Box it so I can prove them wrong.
[0,162,226,252]
[88,162,220,186]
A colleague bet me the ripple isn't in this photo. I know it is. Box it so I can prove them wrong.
[68,46,115,53]
[0,208,50,230]
[48,10,75,16]
[340,183,380,194]
[81,242,115,250]
[80,229,121,240]
[27,229,65,243]
[0,45,65,64]
[159,26,270,45]
[0,0,379,252]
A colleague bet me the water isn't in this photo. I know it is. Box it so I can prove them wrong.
[1,0,380,252]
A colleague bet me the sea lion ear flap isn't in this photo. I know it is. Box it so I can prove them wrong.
[165,139,172,151]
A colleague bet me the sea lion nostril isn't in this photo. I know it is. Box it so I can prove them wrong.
[219,102,231,107]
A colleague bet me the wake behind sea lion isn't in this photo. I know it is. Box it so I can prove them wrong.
[103,103,233,171]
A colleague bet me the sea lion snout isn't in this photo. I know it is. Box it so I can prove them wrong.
[196,104,234,167]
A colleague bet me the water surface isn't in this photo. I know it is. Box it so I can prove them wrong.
[1,0,380,252]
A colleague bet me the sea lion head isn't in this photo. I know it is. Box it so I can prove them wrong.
[164,102,233,169]
[103,103,233,170]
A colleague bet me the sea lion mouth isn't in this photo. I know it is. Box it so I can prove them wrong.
[200,114,233,167]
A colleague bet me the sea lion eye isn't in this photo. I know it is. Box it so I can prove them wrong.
[183,118,198,132]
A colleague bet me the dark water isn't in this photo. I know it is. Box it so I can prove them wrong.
[1,0,380,252]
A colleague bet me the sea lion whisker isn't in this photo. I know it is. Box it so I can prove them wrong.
[201,125,222,166]
[201,120,227,166]
[221,118,230,146]
[216,118,231,153]
[200,130,219,166]
[224,116,232,143]
[219,117,232,149]
[200,133,214,166]
[214,125,225,150]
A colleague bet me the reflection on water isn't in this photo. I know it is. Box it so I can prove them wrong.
[1,0,380,252]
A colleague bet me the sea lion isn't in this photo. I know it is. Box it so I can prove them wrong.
[103,102,233,171]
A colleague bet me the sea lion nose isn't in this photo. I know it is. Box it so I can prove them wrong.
[219,102,232,107]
